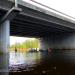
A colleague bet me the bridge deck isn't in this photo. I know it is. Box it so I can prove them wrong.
[0,0,75,37]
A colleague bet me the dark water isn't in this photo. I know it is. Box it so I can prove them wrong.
[9,50,75,75]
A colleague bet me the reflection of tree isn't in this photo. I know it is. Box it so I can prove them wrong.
[10,39,40,52]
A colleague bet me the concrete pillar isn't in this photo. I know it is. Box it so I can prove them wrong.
[0,20,10,75]
[40,37,54,50]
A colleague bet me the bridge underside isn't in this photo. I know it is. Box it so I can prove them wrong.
[1,1,75,75]
[1,10,74,38]
[0,0,75,37]
[0,12,74,37]
[0,0,75,51]
[10,14,75,37]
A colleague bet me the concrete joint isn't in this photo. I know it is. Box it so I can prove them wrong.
[0,7,22,24]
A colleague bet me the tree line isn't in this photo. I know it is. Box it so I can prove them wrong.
[10,39,40,52]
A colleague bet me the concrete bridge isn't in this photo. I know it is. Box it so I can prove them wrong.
[0,0,75,75]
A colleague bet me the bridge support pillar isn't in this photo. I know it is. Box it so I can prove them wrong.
[0,20,10,75]
[40,37,54,50]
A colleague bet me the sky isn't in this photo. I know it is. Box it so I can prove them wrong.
[10,0,75,45]
[10,36,35,45]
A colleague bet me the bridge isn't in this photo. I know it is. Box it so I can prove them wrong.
[0,0,75,75]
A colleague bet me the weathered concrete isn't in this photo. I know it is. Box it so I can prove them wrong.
[40,36,54,50]
[54,32,75,49]
[0,20,10,75]
[40,32,75,50]
[0,20,10,53]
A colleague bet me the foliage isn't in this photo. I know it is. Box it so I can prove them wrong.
[10,39,40,51]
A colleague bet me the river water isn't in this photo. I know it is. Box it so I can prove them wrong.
[9,50,75,75]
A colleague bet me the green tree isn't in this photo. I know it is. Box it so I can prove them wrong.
[10,38,40,52]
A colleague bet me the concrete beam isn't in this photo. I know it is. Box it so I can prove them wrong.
[0,7,21,24]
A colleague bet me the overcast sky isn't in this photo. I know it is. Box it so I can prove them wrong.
[10,36,35,45]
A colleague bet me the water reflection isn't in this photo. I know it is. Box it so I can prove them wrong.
[9,50,75,75]
[9,52,42,71]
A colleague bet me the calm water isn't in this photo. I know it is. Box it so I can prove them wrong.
[9,52,42,68]
[9,50,75,75]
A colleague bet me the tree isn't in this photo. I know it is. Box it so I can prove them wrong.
[10,38,40,52]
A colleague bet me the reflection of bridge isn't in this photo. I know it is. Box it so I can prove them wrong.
[0,0,75,75]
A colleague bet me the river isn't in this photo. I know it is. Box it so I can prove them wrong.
[9,50,75,75]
